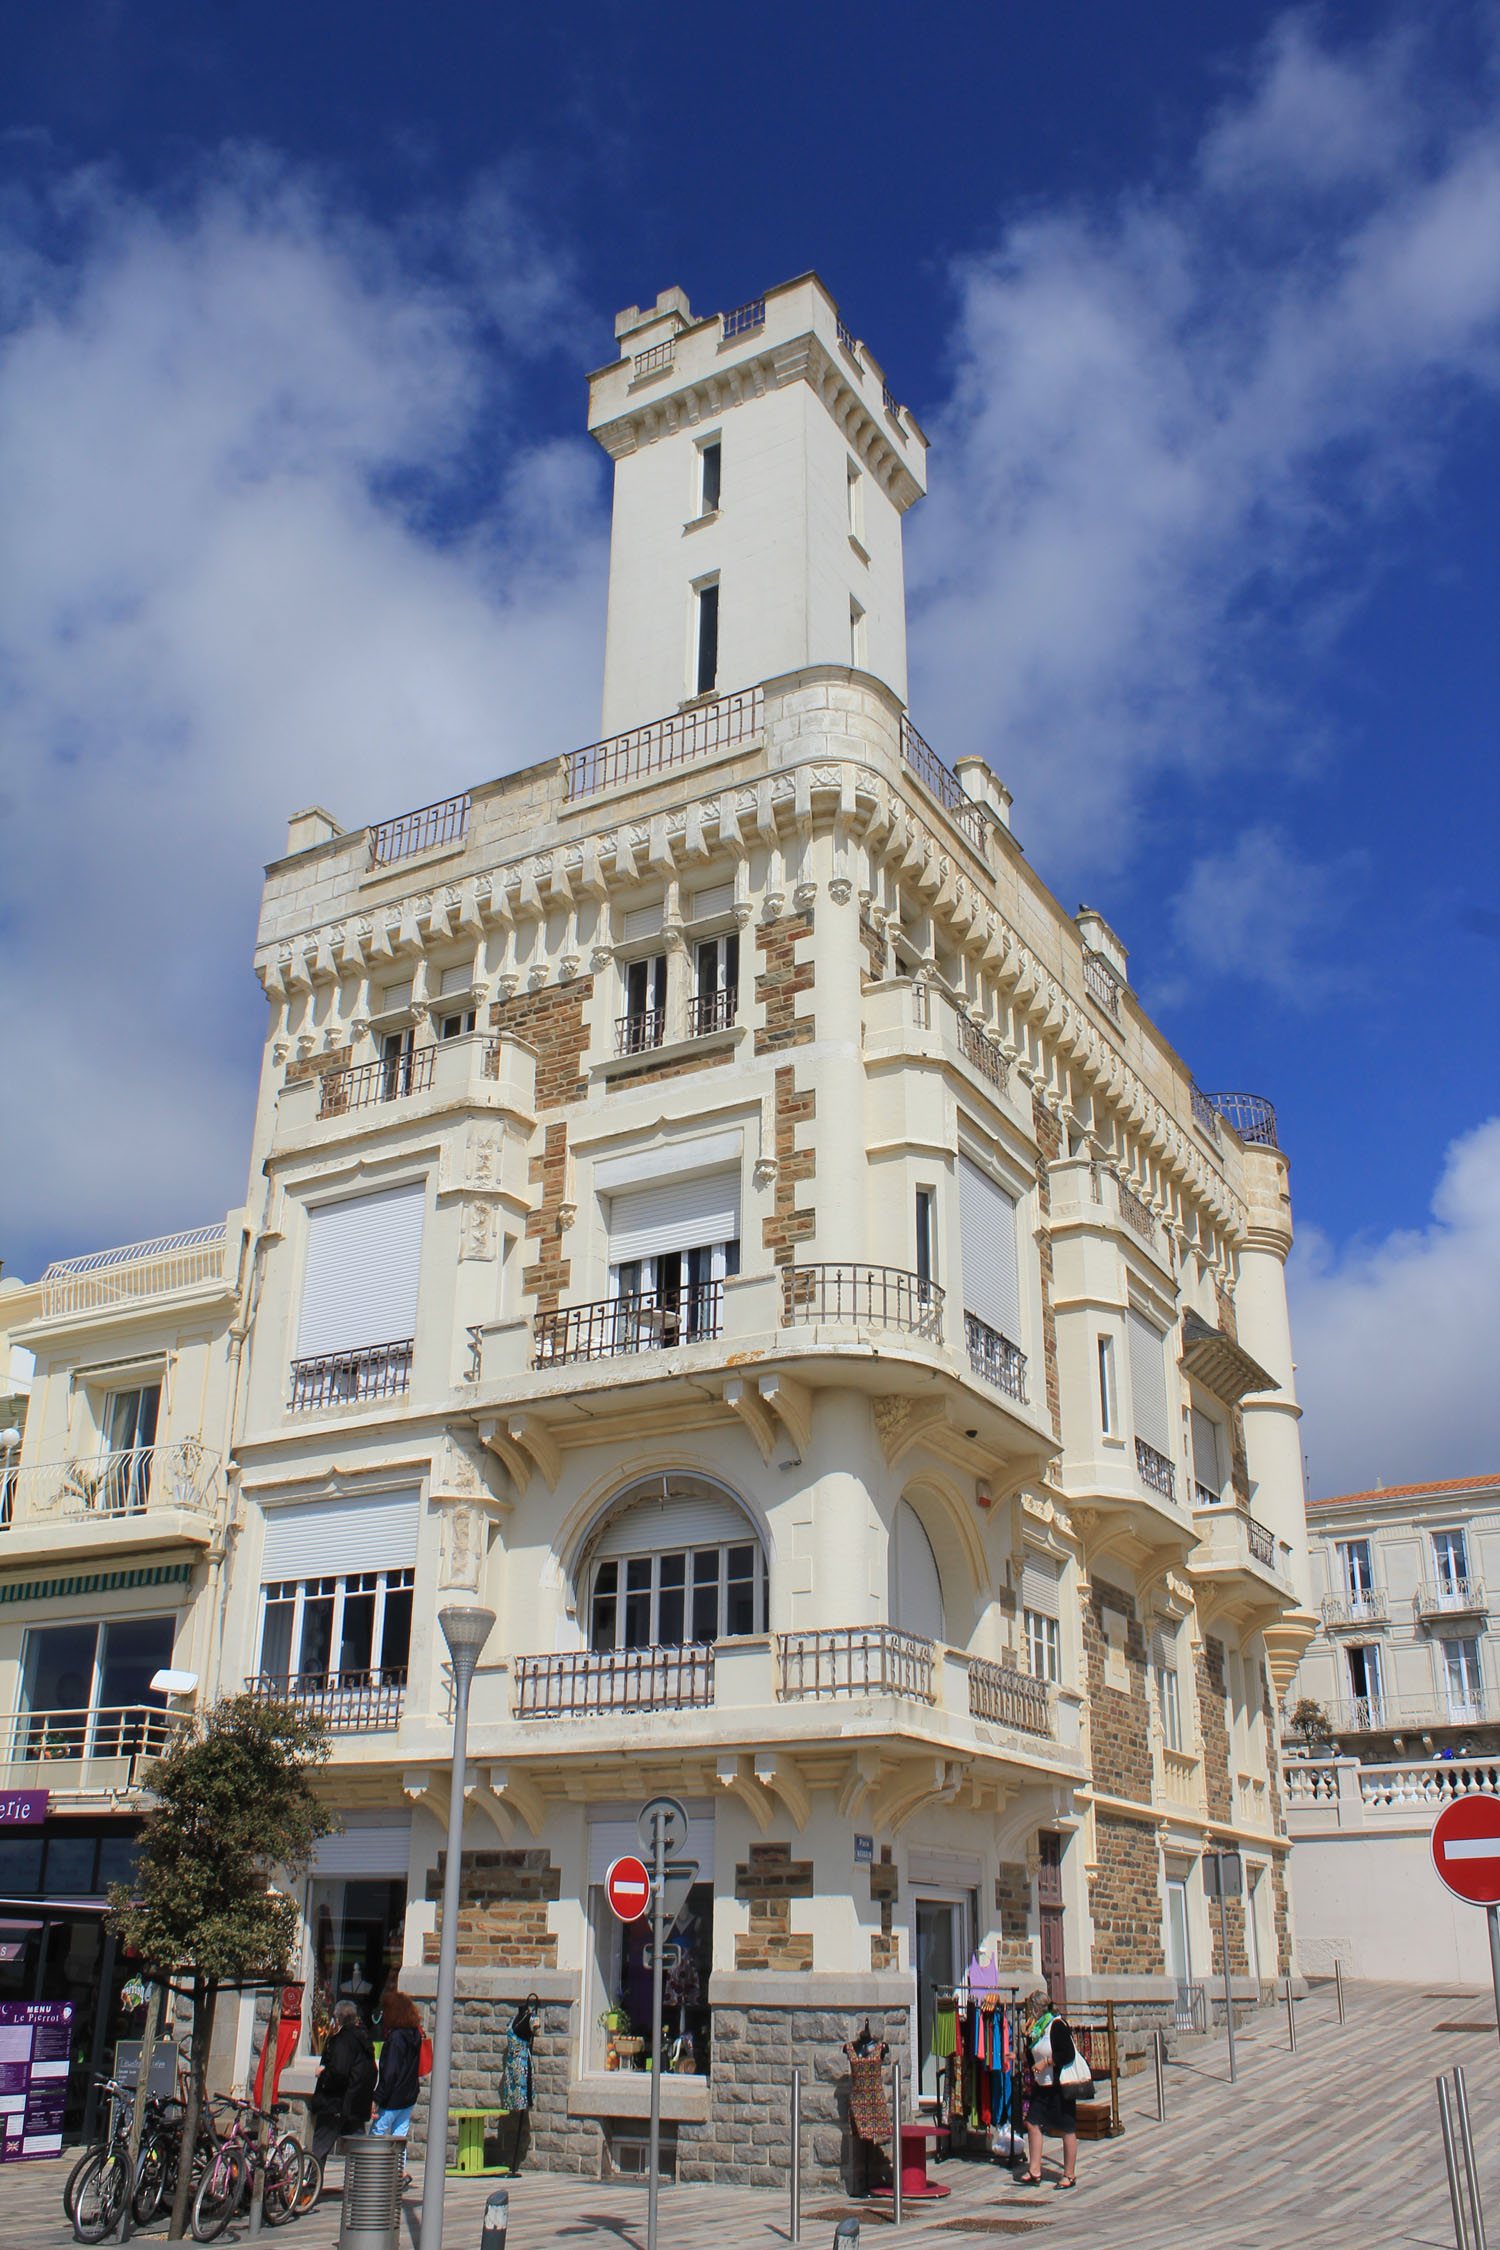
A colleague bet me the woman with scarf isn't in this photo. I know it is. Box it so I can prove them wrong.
[1016,1988,1080,2191]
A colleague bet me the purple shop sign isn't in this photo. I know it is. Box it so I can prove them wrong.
[0,2002,73,2162]
[0,1793,47,1827]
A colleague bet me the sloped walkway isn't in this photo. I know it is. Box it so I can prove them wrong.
[5,1981,1495,2247]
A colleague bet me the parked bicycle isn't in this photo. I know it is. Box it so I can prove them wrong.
[189,2093,316,2241]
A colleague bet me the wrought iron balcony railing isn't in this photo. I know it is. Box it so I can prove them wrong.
[533,1285,723,1368]
[1082,950,1121,1018]
[318,1047,435,1117]
[1208,1091,1279,1148]
[369,789,470,866]
[956,1013,1009,1092]
[1415,1580,1488,1620]
[289,1338,413,1411]
[967,1656,1051,1738]
[615,1009,666,1057]
[781,1263,943,1337]
[778,1625,935,1704]
[898,716,988,853]
[686,988,738,1038]
[1190,1083,1221,1138]
[721,297,765,339]
[1135,1438,1177,1503]
[514,1645,714,1719]
[1116,1181,1156,1239]
[6,1439,221,1525]
[632,338,675,379]
[964,1312,1028,1404]
[567,687,763,800]
[41,1224,227,1320]
[244,1671,406,1733]
[835,317,860,360]
[1245,1514,1276,1569]
[1320,1589,1389,1629]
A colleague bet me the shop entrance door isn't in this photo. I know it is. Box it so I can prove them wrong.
[914,1895,968,2103]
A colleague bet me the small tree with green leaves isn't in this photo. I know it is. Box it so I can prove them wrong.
[107,1694,335,2240]
[1291,1696,1333,1751]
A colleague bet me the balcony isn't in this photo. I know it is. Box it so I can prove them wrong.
[368,788,470,867]
[686,989,738,1038]
[533,1285,724,1368]
[40,1224,228,1322]
[1190,1501,1295,1623]
[898,716,988,855]
[289,1337,413,1411]
[615,1009,665,1057]
[632,337,675,380]
[1415,1580,1488,1622]
[1189,1083,1221,1140]
[967,1656,1051,1739]
[6,1439,220,1527]
[721,296,765,339]
[1162,1747,1201,1811]
[244,1671,406,1734]
[1298,1694,1492,1739]
[781,1263,943,1338]
[514,1645,714,1719]
[1320,1590,1389,1629]
[1208,1091,1279,1149]
[1135,1438,1177,1503]
[1,1704,184,1794]
[1082,950,1122,1019]
[956,1014,1009,1092]
[318,1047,435,1117]
[1117,1182,1156,1242]
[779,1625,936,1704]
[566,686,763,801]
[965,1313,1028,1404]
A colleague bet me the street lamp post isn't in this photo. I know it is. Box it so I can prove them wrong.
[419,1604,495,2250]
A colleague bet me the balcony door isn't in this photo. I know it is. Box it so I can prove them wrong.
[606,1166,741,1347]
[1345,1640,1383,1721]
[1432,1531,1468,1595]
[1336,1540,1374,1595]
[100,1385,160,1511]
[1442,1636,1483,1722]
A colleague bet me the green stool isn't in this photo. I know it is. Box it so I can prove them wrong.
[449,2108,506,2175]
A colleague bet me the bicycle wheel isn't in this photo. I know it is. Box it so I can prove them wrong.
[293,2146,322,2215]
[73,2148,134,2245]
[132,2128,169,2224]
[262,2133,303,2226]
[63,2143,105,2223]
[190,2144,248,2244]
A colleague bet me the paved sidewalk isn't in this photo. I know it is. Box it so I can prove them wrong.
[3,1981,1495,2247]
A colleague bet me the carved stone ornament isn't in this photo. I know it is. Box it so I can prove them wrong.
[465,1134,504,1190]
[752,1155,778,1187]
[460,1200,497,1262]
[438,1499,485,1592]
[828,876,853,905]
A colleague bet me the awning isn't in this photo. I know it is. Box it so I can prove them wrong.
[1179,1310,1278,1405]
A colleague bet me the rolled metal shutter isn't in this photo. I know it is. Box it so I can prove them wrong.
[296,1181,425,1357]
[608,1171,740,1264]
[1128,1309,1172,1454]
[1191,1408,1222,1492]
[1020,1550,1062,1618]
[594,1491,753,1558]
[260,1486,420,1577]
[958,1156,1021,1341]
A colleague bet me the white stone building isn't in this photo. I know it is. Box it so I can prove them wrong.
[2,272,1315,2180]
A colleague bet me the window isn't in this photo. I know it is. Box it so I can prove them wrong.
[847,458,862,537]
[257,1568,414,1685]
[699,440,722,516]
[1097,1336,1115,1435]
[1346,1641,1383,1713]
[958,1157,1024,1381]
[19,1617,175,1757]
[591,1541,764,1651]
[1443,1636,1483,1719]
[621,954,668,1053]
[690,932,739,1036]
[850,599,866,669]
[438,1010,475,1041]
[1127,1309,1172,1462]
[293,1182,425,1405]
[1025,1609,1061,1684]
[1336,1540,1374,1595]
[1433,1530,1469,1589]
[1158,1662,1183,1751]
[695,581,719,696]
[914,1188,935,1288]
[380,1026,416,1098]
[611,1242,738,1343]
[1191,1407,1224,1503]
[101,1383,162,1508]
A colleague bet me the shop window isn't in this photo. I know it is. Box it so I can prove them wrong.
[309,1876,407,2043]
[593,1879,713,2078]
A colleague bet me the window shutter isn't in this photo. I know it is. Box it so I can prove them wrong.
[1021,1550,1062,1618]
[297,1183,425,1357]
[691,883,735,921]
[1127,1309,1172,1454]
[309,1815,412,1877]
[260,1487,420,1577]
[621,904,662,940]
[958,1156,1021,1342]
[1191,1409,1222,1492]
[594,1491,752,1559]
[608,1171,740,1264]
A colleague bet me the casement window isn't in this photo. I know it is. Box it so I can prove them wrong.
[588,1490,766,1652]
[699,439,722,516]
[1191,1407,1225,1504]
[257,1569,414,1686]
[19,1616,176,1757]
[1346,1641,1383,1710]
[1097,1336,1116,1435]
[1432,1530,1469,1589]
[1025,1610,1061,1684]
[1022,1549,1061,1683]
[1336,1539,1374,1595]
[1442,1636,1484,1717]
[914,1188,935,1288]
[1152,1629,1184,1750]
[293,1182,425,1406]
[959,1155,1022,1348]
[695,581,719,697]
[438,1009,476,1040]
[380,1026,417,1095]
[620,954,668,1054]
[689,931,739,1037]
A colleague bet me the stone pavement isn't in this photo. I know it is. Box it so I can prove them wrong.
[3,1981,1496,2248]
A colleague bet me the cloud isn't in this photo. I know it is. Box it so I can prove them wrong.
[907,10,1500,869]
[0,155,610,1275]
[1167,823,1359,1000]
[1289,1118,1500,1494]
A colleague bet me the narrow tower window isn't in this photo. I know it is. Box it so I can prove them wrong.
[850,598,866,669]
[847,458,862,536]
[696,581,719,696]
[700,440,722,516]
[915,1187,934,1290]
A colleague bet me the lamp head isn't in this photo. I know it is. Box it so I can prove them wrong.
[0,1427,20,1450]
[439,1604,495,1683]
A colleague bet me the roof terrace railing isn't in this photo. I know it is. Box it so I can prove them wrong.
[898,716,988,853]
[721,298,766,340]
[1208,1092,1280,1148]
[567,686,763,800]
[41,1225,228,1320]
[369,790,471,867]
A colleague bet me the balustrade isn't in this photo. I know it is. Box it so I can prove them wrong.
[244,1671,406,1733]
[781,1263,943,1336]
[778,1625,935,1704]
[514,1645,714,1718]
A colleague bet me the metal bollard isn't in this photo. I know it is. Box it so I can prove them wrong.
[1284,1978,1297,2052]
[1334,1958,1346,2026]
[1454,2068,1488,2250]
[890,2059,902,2228]
[1154,2028,1166,2123]
[1438,2077,1472,2250]
[481,2185,510,2248]
[834,2220,860,2248]
[789,2067,801,2245]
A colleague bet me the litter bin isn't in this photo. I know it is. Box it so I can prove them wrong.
[337,2135,404,2250]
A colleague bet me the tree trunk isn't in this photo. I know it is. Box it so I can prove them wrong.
[167,1975,218,2241]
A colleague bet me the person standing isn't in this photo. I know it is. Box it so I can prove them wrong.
[1015,1988,1081,2191]
[309,1999,377,2168]
[370,1990,424,2139]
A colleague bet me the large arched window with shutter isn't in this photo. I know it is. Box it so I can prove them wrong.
[582,1478,767,1653]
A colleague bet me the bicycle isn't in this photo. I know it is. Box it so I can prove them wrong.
[68,2078,134,2244]
[189,2094,308,2240]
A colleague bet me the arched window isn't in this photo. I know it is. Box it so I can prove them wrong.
[586,1481,767,1653]
[890,1499,945,1642]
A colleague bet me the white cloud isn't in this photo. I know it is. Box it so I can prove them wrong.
[1289,1118,1500,1495]
[1167,823,1358,999]
[0,157,609,1273]
[907,11,1500,869]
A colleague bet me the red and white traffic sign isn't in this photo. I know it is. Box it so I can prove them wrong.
[1431,1794,1500,1907]
[604,1854,653,1923]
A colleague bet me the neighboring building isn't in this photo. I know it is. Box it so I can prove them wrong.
[1284,1473,1500,1984]
[215,273,1314,2181]
[0,1271,41,1524]
[0,1218,248,2133]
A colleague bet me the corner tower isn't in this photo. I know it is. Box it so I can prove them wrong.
[588,274,928,737]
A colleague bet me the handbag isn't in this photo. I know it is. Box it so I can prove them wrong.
[1058,2049,1094,2097]
[418,2035,434,2077]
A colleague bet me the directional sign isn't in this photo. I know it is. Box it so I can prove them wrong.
[659,1859,700,1934]
[1431,1794,1500,1907]
[605,1855,653,1924]
[637,1795,689,1859]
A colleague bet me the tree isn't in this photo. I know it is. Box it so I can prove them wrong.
[107,1694,335,2240]
[1290,1696,1333,1750]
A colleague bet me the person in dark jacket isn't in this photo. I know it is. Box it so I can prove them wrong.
[370,1990,424,2142]
[309,2000,377,2165]
[1016,1988,1081,2191]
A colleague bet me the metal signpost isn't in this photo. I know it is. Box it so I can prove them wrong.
[1431,1794,1500,2052]
[1203,1846,1242,2083]
[625,1796,689,2250]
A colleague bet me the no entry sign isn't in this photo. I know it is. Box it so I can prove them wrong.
[1431,1794,1500,1907]
[604,1854,652,1923]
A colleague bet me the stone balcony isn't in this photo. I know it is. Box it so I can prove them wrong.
[1286,1750,1500,1833]
[861,977,1026,1131]
[271,1030,537,1157]
[1188,1499,1298,1627]
[27,1220,243,1340]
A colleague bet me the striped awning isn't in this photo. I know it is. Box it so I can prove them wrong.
[0,1562,195,1607]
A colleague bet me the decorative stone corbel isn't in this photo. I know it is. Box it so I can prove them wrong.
[872,1394,947,1466]
[723,1378,777,1465]
[837,1749,885,1821]
[508,1415,560,1491]
[485,1765,546,1838]
[477,1416,531,1495]
[753,1752,811,1830]
[757,1373,812,1460]
[716,1755,774,1831]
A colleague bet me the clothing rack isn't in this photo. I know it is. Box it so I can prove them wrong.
[928,1981,1027,2160]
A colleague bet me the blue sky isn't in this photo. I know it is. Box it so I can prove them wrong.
[1,1,1497,1492]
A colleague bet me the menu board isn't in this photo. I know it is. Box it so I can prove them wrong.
[0,2002,74,2161]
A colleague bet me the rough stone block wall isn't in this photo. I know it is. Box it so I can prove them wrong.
[678,2005,910,2191]
[1031,1097,1063,1438]
[405,1997,589,2172]
[1083,1582,1153,1800]
[763,1065,816,1267]
[1260,1663,1293,1974]
[994,1861,1034,1973]
[869,1845,899,1971]
[522,1120,571,1312]
[754,909,815,1053]
[285,1040,352,1085]
[1196,1635,1234,1822]
[858,903,887,986]
[424,1849,560,1968]
[1088,1813,1165,1974]
[734,1842,814,1969]
[490,980,592,1108]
